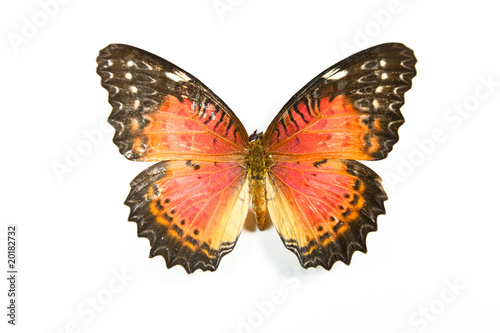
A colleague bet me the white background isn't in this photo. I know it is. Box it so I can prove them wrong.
[1,0,499,332]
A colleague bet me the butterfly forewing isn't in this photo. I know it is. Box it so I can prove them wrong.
[97,44,249,162]
[264,43,417,161]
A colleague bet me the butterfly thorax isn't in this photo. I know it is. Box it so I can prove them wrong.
[247,133,269,230]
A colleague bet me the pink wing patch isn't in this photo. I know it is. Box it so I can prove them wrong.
[266,159,387,269]
[266,95,386,160]
[126,160,250,273]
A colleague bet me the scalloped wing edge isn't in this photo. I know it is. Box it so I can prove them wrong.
[124,161,249,273]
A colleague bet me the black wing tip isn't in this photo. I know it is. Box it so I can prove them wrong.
[326,42,417,77]
[97,43,148,60]
[357,42,416,59]
[96,44,133,75]
[358,43,417,161]
[96,44,164,162]
[96,43,176,69]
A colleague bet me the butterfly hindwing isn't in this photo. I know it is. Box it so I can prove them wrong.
[264,43,417,161]
[126,160,250,273]
[266,159,386,269]
[97,44,249,162]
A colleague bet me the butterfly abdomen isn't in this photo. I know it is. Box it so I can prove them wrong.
[248,135,268,230]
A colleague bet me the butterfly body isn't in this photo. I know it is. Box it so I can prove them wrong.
[97,43,416,273]
[247,134,269,230]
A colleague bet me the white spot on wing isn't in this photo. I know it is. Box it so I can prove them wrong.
[381,73,389,80]
[134,100,140,109]
[141,61,153,70]
[322,69,348,81]
[107,59,113,66]
[166,71,191,82]
[135,145,146,153]
[125,73,132,80]
[130,86,138,93]
[380,59,387,67]
[127,60,135,67]
[375,86,384,93]
[361,60,378,70]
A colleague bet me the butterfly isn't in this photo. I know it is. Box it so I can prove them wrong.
[96,43,416,273]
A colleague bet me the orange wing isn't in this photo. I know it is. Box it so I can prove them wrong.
[266,159,386,269]
[264,43,417,161]
[126,160,250,273]
[97,44,249,162]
